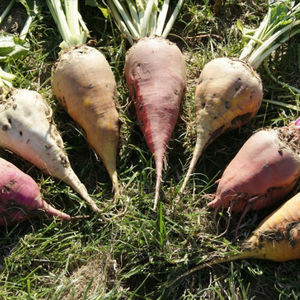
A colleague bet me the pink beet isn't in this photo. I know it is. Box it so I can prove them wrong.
[0,158,71,226]
[125,37,186,209]
[208,118,300,221]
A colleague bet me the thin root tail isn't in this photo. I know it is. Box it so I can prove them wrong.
[153,166,162,210]
[167,253,248,288]
[177,140,205,200]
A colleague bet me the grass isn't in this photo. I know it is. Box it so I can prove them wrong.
[0,0,299,299]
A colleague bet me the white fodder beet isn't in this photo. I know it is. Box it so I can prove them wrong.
[0,88,100,213]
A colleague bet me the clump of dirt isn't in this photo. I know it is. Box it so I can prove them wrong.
[0,0,27,34]
[62,254,121,299]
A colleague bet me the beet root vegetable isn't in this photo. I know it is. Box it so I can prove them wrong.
[208,118,300,224]
[125,37,186,209]
[105,0,186,209]
[46,0,120,197]
[0,88,101,213]
[0,157,71,226]
[51,45,120,196]
[169,192,300,286]
[179,1,300,196]
[179,57,263,195]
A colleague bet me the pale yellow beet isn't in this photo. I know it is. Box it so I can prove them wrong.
[51,45,120,197]
[179,57,263,196]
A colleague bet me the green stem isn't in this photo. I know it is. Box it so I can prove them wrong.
[127,0,139,32]
[162,0,184,38]
[107,0,135,44]
[140,0,154,37]
[263,98,299,111]
[239,7,270,60]
[0,0,15,25]
[156,0,169,36]
[65,0,80,37]
[46,0,72,44]
[46,0,88,49]
[239,0,300,69]
[149,7,157,37]
[110,0,139,38]
[19,15,33,40]
[264,60,300,94]
[0,66,15,88]
[77,11,89,35]
[249,25,300,69]
[104,0,184,41]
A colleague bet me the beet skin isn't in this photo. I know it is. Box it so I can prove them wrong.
[208,119,300,213]
[0,158,71,226]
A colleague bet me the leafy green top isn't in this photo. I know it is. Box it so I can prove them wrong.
[239,0,300,69]
[103,0,184,45]
[46,0,89,49]
[0,0,37,87]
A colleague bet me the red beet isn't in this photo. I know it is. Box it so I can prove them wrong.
[125,37,186,209]
[0,158,71,226]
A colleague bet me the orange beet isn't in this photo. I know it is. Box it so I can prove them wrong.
[169,192,300,287]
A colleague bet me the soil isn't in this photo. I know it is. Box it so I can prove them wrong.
[0,0,27,34]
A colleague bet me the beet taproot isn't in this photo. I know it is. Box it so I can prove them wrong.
[0,157,71,226]
[169,192,300,287]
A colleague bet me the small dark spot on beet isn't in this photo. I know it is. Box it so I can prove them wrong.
[8,118,11,124]
[225,101,230,109]
[207,125,225,144]
[2,125,9,131]
[9,180,15,186]
[88,83,95,89]
[213,93,217,97]
[45,144,52,150]
[201,102,205,108]
[12,104,17,110]
[278,149,283,156]
[131,84,136,100]
[231,112,252,126]
[26,139,30,144]
[238,77,241,80]
[235,81,242,91]
[290,239,296,247]
[174,89,179,95]
[138,103,143,111]
[60,155,69,167]
[1,185,11,193]
[19,131,23,136]
[263,230,284,242]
